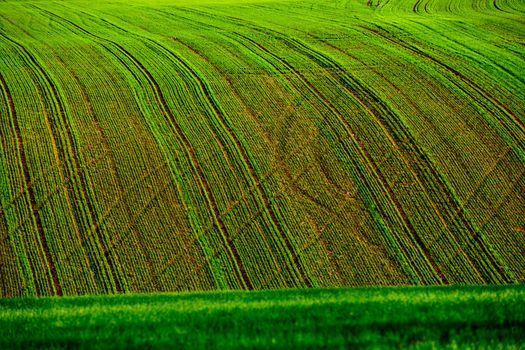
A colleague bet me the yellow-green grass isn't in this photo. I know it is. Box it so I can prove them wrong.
[1,285,524,349]
[0,0,524,296]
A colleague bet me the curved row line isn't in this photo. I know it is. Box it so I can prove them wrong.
[0,22,123,294]
[383,0,521,14]
[255,0,520,282]
[167,164,373,291]
[311,27,496,283]
[32,5,253,290]
[143,161,317,290]
[94,12,312,288]
[361,23,517,283]
[236,2,516,283]
[178,6,449,283]
[158,7,423,284]
[139,115,421,289]
[201,3,517,283]
[64,59,160,290]
[0,71,58,296]
[58,122,319,290]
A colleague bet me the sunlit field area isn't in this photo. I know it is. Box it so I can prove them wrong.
[1,0,523,297]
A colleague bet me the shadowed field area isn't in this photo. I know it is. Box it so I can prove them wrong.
[0,0,524,296]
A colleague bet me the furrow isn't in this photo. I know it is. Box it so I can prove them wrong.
[33,6,253,290]
[360,24,516,283]
[139,136,319,288]
[172,7,444,283]
[413,0,423,13]
[493,0,509,12]
[255,11,513,283]
[0,73,58,296]
[224,29,435,283]
[144,31,312,286]
[0,29,120,293]
[378,22,525,150]
[84,10,313,287]
[85,9,312,288]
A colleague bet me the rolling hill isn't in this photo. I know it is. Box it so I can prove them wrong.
[0,0,524,297]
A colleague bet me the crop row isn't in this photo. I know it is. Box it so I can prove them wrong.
[0,0,523,296]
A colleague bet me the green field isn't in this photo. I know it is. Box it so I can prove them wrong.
[1,285,524,349]
[0,0,524,297]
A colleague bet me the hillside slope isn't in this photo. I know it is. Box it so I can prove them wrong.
[0,0,524,296]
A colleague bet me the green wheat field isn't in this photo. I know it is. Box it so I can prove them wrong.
[0,0,524,347]
[1,286,524,349]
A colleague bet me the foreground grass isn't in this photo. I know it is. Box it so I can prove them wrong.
[1,285,524,349]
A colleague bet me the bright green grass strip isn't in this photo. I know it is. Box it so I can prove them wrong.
[0,285,523,349]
